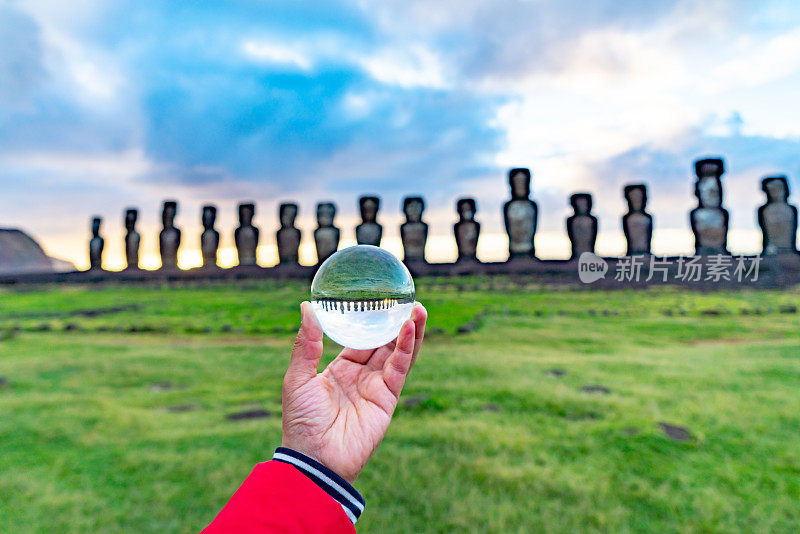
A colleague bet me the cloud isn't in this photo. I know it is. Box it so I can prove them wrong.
[0,5,47,109]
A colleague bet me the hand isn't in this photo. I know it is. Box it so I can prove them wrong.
[281,301,427,484]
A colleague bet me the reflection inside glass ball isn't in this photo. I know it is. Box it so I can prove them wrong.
[310,245,415,349]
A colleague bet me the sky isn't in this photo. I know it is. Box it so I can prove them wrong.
[1,0,800,270]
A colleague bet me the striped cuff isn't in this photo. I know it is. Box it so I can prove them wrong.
[272,447,365,524]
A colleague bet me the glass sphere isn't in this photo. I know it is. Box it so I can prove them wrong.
[310,245,415,350]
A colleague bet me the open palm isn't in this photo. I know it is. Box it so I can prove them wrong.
[282,301,427,483]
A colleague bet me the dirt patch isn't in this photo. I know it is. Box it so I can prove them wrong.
[658,422,692,442]
[226,409,272,421]
[581,385,610,394]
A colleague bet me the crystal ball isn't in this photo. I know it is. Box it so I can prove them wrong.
[310,245,415,350]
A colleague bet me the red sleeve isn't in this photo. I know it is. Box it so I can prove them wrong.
[201,460,357,534]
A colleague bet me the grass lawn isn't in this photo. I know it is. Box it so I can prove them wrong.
[0,279,799,533]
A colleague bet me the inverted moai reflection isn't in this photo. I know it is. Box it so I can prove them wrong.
[356,196,382,246]
[401,196,428,263]
[314,202,340,264]
[124,209,140,270]
[690,158,729,255]
[89,217,104,270]
[622,184,653,255]
[277,202,301,265]
[235,202,259,266]
[201,205,219,267]
[454,197,480,262]
[504,168,538,259]
[567,193,597,259]
[315,297,411,313]
[160,200,181,269]
[759,176,798,255]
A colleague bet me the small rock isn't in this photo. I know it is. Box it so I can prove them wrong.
[581,385,610,394]
[482,403,500,412]
[456,321,478,334]
[701,309,722,316]
[402,394,430,408]
[165,404,198,413]
[779,305,798,314]
[546,369,566,377]
[226,409,272,421]
[63,323,80,331]
[658,422,692,442]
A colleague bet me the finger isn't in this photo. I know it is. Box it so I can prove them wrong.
[382,319,416,398]
[339,347,376,365]
[409,302,428,367]
[285,302,324,387]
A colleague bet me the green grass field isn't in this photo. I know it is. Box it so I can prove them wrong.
[1,279,799,533]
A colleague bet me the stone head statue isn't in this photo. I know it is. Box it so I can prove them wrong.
[763,176,789,203]
[359,196,380,223]
[403,197,424,222]
[570,193,593,215]
[200,205,219,268]
[162,200,177,228]
[567,193,597,259]
[759,175,797,256]
[624,184,647,213]
[159,200,181,269]
[277,202,300,265]
[400,196,428,262]
[280,203,298,228]
[89,216,104,270]
[356,196,382,246]
[238,202,255,226]
[509,168,531,199]
[91,217,102,237]
[123,209,140,269]
[622,184,652,256]
[454,197,480,261]
[695,158,724,180]
[695,177,722,208]
[457,198,476,221]
[235,202,259,266]
[202,205,217,229]
[314,202,340,264]
[317,202,336,227]
[125,209,137,231]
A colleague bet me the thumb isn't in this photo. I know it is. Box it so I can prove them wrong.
[285,301,324,388]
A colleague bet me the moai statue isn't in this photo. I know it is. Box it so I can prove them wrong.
[454,197,480,262]
[400,196,428,262]
[277,202,301,265]
[567,193,598,259]
[356,196,382,246]
[758,176,798,255]
[690,158,729,255]
[314,202,340,264]
[235,202,259,266]
[622,184,653,255]
[503,168,538,259]
[124,208,140,270]
[200,205,219,268]
[89,217,104,270]
[159,200,181,270]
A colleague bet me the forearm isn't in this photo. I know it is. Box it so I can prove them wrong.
[201,448,365,533]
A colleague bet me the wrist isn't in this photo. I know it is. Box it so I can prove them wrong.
[272,447,366,525]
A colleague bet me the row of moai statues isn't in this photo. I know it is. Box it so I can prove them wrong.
[88,158,798,269]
